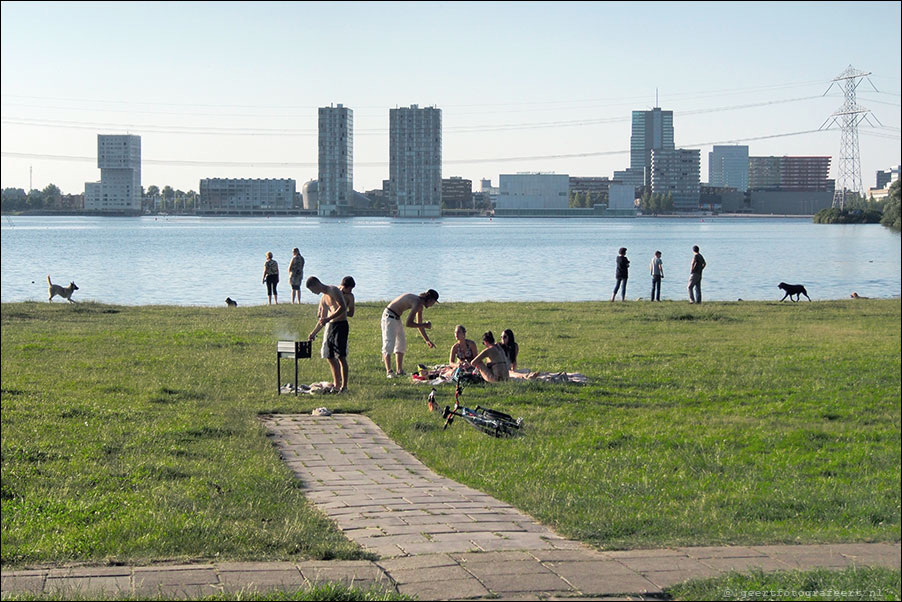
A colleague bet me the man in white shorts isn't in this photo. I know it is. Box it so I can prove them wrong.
[382,289,438,378]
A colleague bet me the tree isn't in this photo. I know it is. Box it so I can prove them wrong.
[42,184,62,209]
[1,187,28,212]
[26,189,45,210]
[881,180,901,231]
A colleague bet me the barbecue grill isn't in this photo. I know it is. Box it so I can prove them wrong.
[277,340,312,395]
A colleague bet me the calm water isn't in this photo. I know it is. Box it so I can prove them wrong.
[1,215,899,306]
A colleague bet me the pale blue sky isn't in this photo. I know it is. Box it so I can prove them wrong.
[2,1,899,194]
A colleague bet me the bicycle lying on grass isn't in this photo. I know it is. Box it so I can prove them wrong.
[435,366,523,438]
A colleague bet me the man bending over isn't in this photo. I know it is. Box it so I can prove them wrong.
[381,289,439,378]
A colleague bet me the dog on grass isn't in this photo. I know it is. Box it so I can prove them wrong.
[850,292,868,299]
[47,276,79,303]
[778,282,810,302]
[225,297,238,307]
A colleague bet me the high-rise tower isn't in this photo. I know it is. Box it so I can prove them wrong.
[84,134,141,213]
[630,107,674,188]
[318,104,353,216]
[389,105,442,217]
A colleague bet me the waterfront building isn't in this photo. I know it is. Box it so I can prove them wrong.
[441,177,473,209]
[197,178,296,215]
[569,176,612,204]
[876,165,900,189]
[612,168,645,192]
[496,173,569,211]
[84,134,141,213]
[650,148,700,212]
[630,107,674,188]
[389,105,442,217]
[318,104,354,216]
[748,156,832,191]
[708,145,749,192]
[607,183,638,214]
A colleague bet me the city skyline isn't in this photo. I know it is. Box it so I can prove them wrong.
[1,1,900,196]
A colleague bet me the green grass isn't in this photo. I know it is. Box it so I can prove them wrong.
[2,300,900,568]
[0,582,410,601]
[668,566,901,600]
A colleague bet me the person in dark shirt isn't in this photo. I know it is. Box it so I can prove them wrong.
[611,247,630,301]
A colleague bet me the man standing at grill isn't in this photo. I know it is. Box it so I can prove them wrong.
[306,277,349,392]
[381,289,439,378]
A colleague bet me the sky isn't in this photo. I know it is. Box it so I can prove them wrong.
[1,1,900,196]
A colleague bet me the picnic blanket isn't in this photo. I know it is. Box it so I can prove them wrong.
[280,381,342,395]
[411,365,587,385]
[509,369,588,384]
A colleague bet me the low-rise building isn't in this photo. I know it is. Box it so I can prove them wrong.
[198,178,297,215]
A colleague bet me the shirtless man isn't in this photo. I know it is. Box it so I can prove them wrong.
[306,276,349,392]
[471,331,510,382]
[381,289,439,378]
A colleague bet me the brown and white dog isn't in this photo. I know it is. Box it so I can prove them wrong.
[47,276,79,303]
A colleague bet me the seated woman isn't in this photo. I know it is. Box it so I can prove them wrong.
[449,324,478,367]
[498,329,519,371]
[471,331,510,382]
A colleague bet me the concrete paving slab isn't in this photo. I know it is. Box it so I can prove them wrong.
[377,553,459,572]
[1,573,45,595]
[44,575,130,595]
[397,577,491,600]
[697,555,792,572]
[478,570,575,594]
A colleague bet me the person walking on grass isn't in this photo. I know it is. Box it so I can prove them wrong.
[306,277,349,393]
[611,247,630,301]
[688,245,707,304]
[650,250,664,301]
[381,289,439,378]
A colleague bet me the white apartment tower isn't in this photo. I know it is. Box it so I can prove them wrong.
[84,134,141,213]
[318,104,353,216]
[389,105,442,217]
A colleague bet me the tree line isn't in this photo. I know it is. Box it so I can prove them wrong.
[1,184,199,213]
[813,179,900,231]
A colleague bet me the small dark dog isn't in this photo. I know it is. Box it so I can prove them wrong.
[778,282,811,302]
[47,275,79,303]
[225,297,238,307]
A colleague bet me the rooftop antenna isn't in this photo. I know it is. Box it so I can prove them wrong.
[655,88,659,108]
[820,65,881,210]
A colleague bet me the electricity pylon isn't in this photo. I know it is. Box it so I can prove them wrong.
[820,65,880,210]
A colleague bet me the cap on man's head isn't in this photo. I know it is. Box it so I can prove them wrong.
[424,289,439,302]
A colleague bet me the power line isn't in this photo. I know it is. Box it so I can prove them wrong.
[1,95,831,137]
[1,127,842,168]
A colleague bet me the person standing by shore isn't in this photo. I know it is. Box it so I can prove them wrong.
[288,248,305,304]
[611,247,630,301]
[262,252,279,305]
[650,250,664,301]
[381,289,439,378]
[688,245,707,304]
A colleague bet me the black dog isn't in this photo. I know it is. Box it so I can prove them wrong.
[225,297,238,307]
[778,282,811,302]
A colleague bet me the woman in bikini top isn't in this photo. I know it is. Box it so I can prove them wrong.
[449,325,478,366]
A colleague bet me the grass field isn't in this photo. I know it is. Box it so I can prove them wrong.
[668,566,901,601]
[1,299,899,568]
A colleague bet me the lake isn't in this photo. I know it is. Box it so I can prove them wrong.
[1,215,899,306]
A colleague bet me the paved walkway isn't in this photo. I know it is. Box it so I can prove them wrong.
[2,414,899,600]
